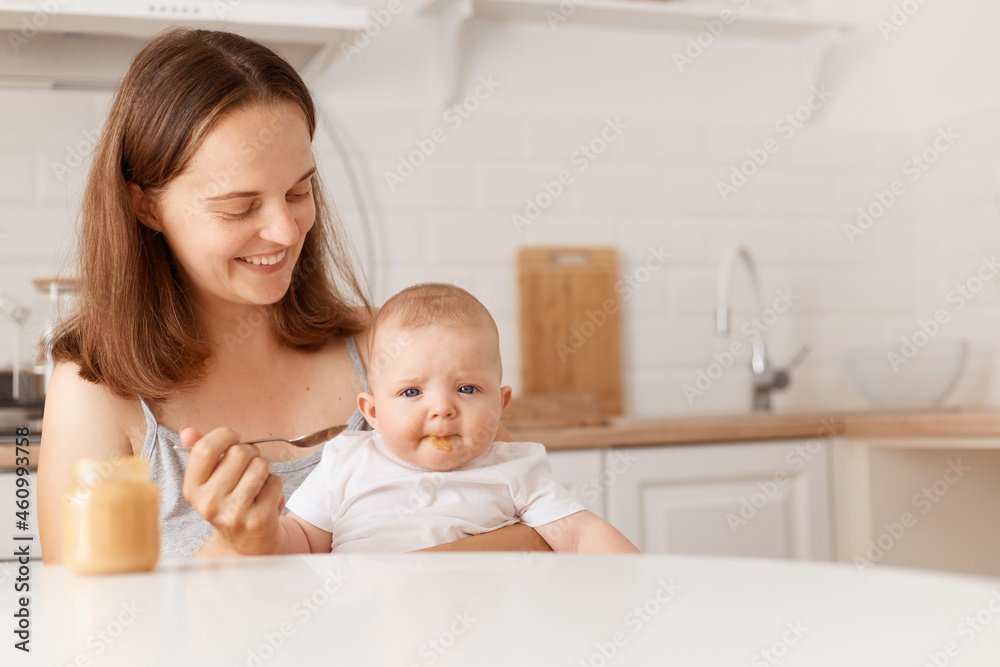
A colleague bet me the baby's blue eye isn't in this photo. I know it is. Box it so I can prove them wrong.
[403,388,420,398]
[458,385,478,395]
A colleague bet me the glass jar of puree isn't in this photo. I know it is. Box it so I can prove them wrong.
[62,456,160,574]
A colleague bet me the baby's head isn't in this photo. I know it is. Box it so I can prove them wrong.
[358,283,512,471]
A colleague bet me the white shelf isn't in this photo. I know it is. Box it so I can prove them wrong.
[418,0,856,104]
[419,0,856,39]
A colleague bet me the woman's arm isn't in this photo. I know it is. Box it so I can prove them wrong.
[38,362,137,564]
[413,523,553,552]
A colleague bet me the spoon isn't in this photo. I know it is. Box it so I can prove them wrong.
[173,424,349,450]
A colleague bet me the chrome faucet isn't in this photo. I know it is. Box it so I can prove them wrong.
[715,244,807,411]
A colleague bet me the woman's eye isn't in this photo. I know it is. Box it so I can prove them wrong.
[287,191,312,202]
[403,388,420,398]
[458,385,478,395]
[221,207,254,220]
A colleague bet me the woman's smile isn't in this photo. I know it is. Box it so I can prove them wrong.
[237,249,287,266]
[235,249,290,275]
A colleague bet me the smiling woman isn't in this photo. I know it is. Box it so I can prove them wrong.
[36,28,550,563]
[129,102,318,312]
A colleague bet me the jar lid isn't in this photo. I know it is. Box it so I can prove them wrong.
[75,456,149,485]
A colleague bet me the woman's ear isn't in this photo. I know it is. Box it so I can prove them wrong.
[128,183,161,231]
[357,392,378,431]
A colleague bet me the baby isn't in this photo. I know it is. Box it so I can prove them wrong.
[217,283,638,554]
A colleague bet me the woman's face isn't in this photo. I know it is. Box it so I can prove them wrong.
[140,100,316,311]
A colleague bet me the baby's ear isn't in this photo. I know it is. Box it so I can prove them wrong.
[499,386,513,413]
[357,392,378,430]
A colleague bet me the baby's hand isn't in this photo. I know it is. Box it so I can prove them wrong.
[181,426,285,555]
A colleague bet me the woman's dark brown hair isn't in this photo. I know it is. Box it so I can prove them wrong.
[50,28,370,400]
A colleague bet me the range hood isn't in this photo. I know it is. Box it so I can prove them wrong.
[0,0,369,89]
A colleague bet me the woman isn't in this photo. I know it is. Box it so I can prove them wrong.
[38,28,548,561]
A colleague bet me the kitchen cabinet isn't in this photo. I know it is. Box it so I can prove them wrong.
[603,440,832,559]
[0,469,40,561]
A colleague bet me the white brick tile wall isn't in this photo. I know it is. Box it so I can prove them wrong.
[665,267,716,318]
[574,164,668,214]
[617,267,668,318]
[793,216,879,264]
[364,156,476,210]
[750,171,836,216]
[522,115,627,162]
[937,158,996,209]
[618,220,706,272]
[35,145,91,205]
[707,220,796,265]
[0,149,35,203]
[423,214,519,265]
[613,118,703,165]
[663,167,753,213]
[676,365,755,416]
[703,122,785,168]
[626,318,710,368]
[0,78,998,417]
[323,104,425,157]
[430,113,522,160]
[515,216,620,247]
[378,212,424,263]
[627,368,676,417]
[835,268,918,314]
[474,265,518,319]
[0,91,101,144]
[791,129,881,169]
[474,161,578,214]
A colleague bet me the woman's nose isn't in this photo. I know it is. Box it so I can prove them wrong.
[258,203,300,246]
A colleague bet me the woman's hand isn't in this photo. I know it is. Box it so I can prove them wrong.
[181,427,285,556]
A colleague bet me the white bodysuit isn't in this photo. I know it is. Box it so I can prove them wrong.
[285,430,586,552]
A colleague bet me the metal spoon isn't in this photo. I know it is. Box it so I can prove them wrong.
[173,424,349,450]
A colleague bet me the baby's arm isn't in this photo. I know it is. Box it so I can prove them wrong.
[534,511,640,553]
[276,512,333,554]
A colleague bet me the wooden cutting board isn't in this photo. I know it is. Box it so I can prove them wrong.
[518,246,623,416]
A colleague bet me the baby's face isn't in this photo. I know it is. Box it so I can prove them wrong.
[360,322,512,471]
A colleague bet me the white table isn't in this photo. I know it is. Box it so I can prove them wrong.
[4,553,1000,666]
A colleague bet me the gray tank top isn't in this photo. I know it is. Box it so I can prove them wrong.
[140,336,371,561]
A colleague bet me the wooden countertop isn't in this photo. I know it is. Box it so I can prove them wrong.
[0,444,39,470]
[506,407,1000,450]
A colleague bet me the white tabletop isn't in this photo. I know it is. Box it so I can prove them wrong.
[5,553,1000,666]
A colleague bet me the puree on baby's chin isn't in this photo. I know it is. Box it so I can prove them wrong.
[430,435,452,451]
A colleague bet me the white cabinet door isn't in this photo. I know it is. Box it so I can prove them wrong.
[0,469,41,561]
[605,440,831,560]
[545,449,606,518]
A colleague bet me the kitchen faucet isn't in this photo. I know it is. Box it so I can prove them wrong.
[715,244,807,411]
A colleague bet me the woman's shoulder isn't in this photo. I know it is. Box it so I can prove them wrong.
[348,305,378,367]
[42,361,145,455]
